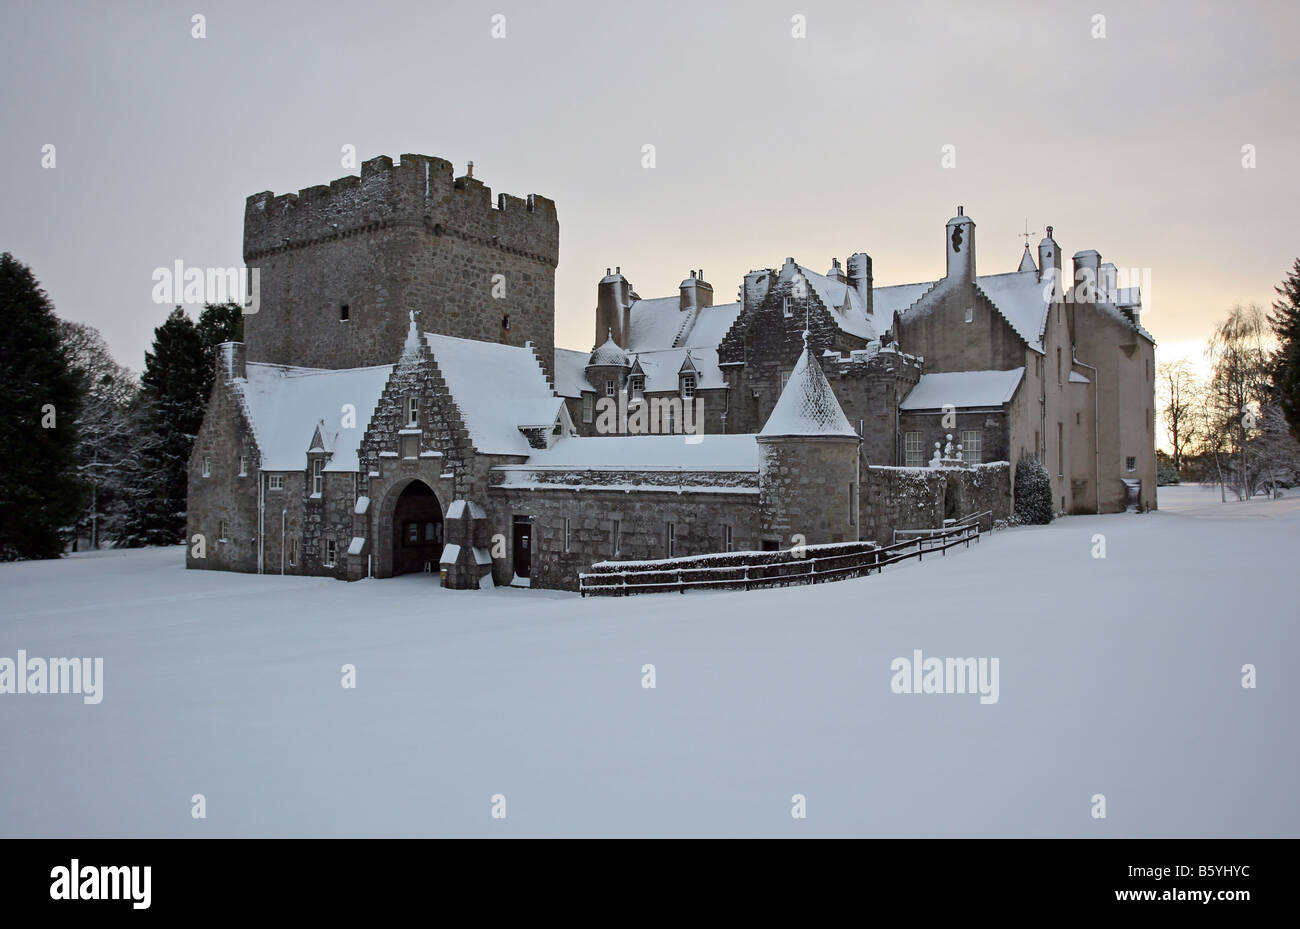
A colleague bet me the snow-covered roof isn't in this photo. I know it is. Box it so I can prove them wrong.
[759,342,858,438]
[623,297,743,354]
[1018,246,1038,273]
[1069,370,1091,384]
[241,363,393,472]
[553,347,590,398]
[677,301,742,348]
[424,333,564,456]
[872,281,934,320]
[899,367,1025,411]
[497,433,761,472]
[974,271,1051,352]
[786,261,877,341]
[588,331,629,367]
[628,347,723,392]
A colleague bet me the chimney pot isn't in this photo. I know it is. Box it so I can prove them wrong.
[958,205,964,216]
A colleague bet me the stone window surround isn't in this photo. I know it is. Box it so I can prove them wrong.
[960,429,983,465]
[268,474,284,491]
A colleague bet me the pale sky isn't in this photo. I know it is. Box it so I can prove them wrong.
[2,0,1296,377]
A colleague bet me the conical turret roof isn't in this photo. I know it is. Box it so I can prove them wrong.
[759,334,857,438]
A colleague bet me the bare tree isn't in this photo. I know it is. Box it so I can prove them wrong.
[1157,359,1201,476]
[1202,304,1273,501]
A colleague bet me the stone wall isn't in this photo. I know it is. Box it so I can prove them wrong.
[897,409,1010,466]
[186,376,261,573]
[757,435,861,547]
[860,463,1011,543]
[490,484,761,591]
[243,154,558,373]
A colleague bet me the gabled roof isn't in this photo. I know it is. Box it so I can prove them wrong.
[628,347,723,392]
[785,261,877,341]
[241,363,394,472]
[552,347,590,399]
[899,367,1026,411]
[424,333,565,456]
[759,340,858,438]
[973,270,1051,352]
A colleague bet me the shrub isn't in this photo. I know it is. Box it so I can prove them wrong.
[1014,457,1053,524]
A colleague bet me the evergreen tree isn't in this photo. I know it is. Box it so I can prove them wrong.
[1013,457,1053,524]
[119,307,208,545]
[118,303,244,546]
[0,253,86,559]
[1268,258,1300,440]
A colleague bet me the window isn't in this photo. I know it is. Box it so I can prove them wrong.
[288,538,298,566]
[667,522,676,558]
[612,520,621,557]
[848,483,857,526]
[1056,348,1062,385]
[1126,456,1136,472]
[724,524,733,552]
[964,306,973,323]
[324,539,337,566]
[238,455,247,477]
[605,379,616,398]
[268,474,284,490]
[1076,412,1081,426]
[339,304,350,321]
[312,459,323,496]
[407,397,419,426]
[630,376,644,400]
[780,369,791,391]
[218,520,227,542]
[1057,423,1063,477]
[424,521,438,542]
[783,296,793,318]
[1145,407,1150,433]
[202,457,211,478]
[401,435,418,459]
[904,431,923,467]
[406,522,419,545]
[681,374,696,399]
[1035,356,1040,379]
[582,393,594,423]
[564,517,571,553]
[960,429,982,465]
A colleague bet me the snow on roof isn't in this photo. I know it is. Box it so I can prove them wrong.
[628,347,723,392]
[789,262,876,341]
[759,342,857,438]
[588,331,629,367]
[1069,370,1091,384]
[625,296,683,350]
[872,281,934,319]
[974,270,1050,352]
[424,333,563,456]
[1018,246,1038,273]
[899,367,1025,410]
[553,347,590,398]
[498,433,761,472]
[241,363,393,472]
[678,301,742,348]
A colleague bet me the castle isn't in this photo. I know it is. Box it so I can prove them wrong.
[187,154,1156,590]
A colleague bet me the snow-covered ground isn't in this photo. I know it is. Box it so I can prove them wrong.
[2,484,1297,837]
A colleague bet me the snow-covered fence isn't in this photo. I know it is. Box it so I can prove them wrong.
[579,523,980,596]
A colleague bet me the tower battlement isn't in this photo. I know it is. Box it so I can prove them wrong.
[243,154,558,267]
[241,153,558,372]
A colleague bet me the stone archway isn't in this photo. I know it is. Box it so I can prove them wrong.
[389,480,444,576]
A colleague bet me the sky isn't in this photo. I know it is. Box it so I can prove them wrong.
[1,0,1296,379]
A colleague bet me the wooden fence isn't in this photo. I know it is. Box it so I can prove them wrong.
[579,522,981,597]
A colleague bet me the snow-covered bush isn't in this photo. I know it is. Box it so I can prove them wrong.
[1014,457,1053,525]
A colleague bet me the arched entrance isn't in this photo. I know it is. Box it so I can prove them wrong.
[391,480,444,576]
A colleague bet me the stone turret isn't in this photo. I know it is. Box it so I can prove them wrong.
[585,328,630,394]
[757,333,862,545]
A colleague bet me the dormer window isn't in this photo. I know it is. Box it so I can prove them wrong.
[605,379,616,398]
[629,375,645,400]
[311,459,323,496]
[407,396,419,426]
[680,374,696,399]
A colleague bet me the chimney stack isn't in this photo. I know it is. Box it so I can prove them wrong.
[945,207,976,283]
[846,253,873,315]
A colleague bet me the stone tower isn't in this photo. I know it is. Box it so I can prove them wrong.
[242,154,559,372]
[757,334,862,545]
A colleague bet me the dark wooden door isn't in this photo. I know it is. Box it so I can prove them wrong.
[512,515,531,578]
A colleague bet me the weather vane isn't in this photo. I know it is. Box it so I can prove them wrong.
[1019,219,1037,248]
